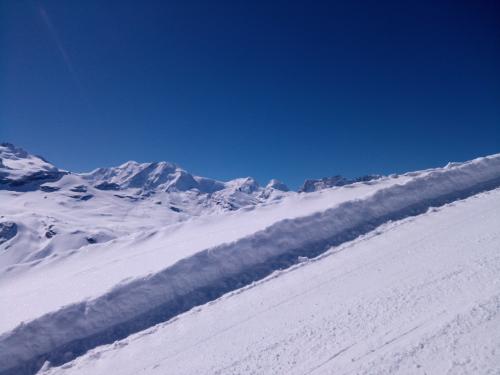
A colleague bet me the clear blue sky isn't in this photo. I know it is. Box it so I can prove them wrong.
[1,0,499,188]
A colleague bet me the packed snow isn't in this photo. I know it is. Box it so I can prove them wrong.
[41,187,500,375]
[0,143,499,375]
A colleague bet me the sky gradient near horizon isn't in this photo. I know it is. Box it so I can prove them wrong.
[1,0,499,188]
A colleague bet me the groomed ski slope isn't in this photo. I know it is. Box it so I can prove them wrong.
[42,186,500,375]
[1,153,500,374]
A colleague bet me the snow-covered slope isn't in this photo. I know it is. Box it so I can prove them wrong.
[0,143,384,270]
[42,186,500,375]
[0,144,499,375]
[0,145,290,268]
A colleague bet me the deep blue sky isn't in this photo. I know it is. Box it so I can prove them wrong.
[1,0,499,188]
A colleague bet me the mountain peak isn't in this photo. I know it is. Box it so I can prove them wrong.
[82,160,181,191]
[266,179,289,192]
[0,143,64,189]
[0,142,29,159]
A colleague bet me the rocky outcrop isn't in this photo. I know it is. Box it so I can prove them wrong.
[299,175,382,193]
[0,222,17,245]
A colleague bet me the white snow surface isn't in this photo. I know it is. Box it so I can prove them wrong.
[0,145,499,374]
[42,186,500,375]
[0,171,407,334]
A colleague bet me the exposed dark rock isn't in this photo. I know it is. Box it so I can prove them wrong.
[299,175,382,193]
[70,185,87,193]
[0,222,17,244]
[95,182,120,191]
[45,226,57,239]
[113,194,139,201]
[86,237,97,244]
[40,185,61,193]
[0,170,67,192]
[70,194,94,201]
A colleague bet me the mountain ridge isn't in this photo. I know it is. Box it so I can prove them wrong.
[1,142,385,194]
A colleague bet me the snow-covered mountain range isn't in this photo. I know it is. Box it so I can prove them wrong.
[0,142,381,266]
[0,142,291,266]
[1,142,500,375]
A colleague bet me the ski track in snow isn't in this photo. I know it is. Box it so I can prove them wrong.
[0,152,500,374]
[41,187,500,375]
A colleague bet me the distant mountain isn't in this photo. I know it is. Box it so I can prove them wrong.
[0,143,291,266]
[0,143,289,202]
[299,174,382,193]
[80,159,290,209]
[0,142,387,266]
[1,142,380,196]
[81,161,206,193]
[0,143,66,189]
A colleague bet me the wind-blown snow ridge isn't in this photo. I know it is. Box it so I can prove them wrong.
[1,153,500,375]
